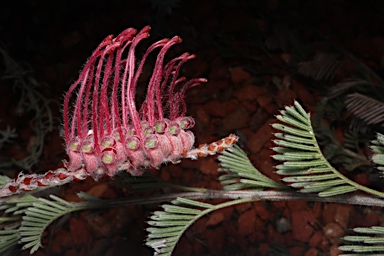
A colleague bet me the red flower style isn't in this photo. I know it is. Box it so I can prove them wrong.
[0,26,238,197]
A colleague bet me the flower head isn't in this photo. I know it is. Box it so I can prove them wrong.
[0,26,238,197]
[63,26,206,178]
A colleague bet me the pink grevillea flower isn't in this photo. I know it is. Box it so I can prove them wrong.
[0,26,238,197]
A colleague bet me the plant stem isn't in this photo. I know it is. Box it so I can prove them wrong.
[76,190,384,209]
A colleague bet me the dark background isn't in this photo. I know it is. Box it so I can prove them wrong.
[1,0,384,255]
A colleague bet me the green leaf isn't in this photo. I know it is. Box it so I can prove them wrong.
[146,197,214,256]
[272,101,373,197]
[340,226,384,255]
[146,197,252,255]
[19,195,84,254]
[218,145,286,190]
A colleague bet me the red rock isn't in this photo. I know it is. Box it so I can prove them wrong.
[196,108,210,124]
[167,164,183,178]
[189,59,209,77]
[304,247,318,256]
[355,172,370,186]
[258,243,270,256]
[318,235,331,251]
[271,201,287,209]
[363,211,379,227]
[64,248,78,256]
[180,158,200,169]
[203,228,225,254]
[174,236,193,256]
[160,168,170,181]
[238,209,256,236]
[322,203,338,224]
[199,157,219,175]
[211,64,230,80]
[287,200,308,211]
[70,217,91,247]
[235,84,266,101]
[206,211,225,227]
[246,246,258,256]
[257,94,273,108]
[85,183,108,198]
[254,202,270,221]
[291,209,316,242]
[221,206,234,220]
[251,148,280,181]
[51,230,73,254]
[281,53,292,63]
[267,224,284,243]
[246,120,273,154]
[330,243,342,256]
[334,204,352,228]
[283,208,291,219]
[309,231,323,247]
[222,105,250,131]
[235,202,251,214]
[289,246,305,256]
[203,100,227,117]
[249,108,270,131]
[206,79,228,90]
[249,222,266,243]
[276,87,296,106]
[323,222,345,244]
[241,100,258,113]
[292,81,316,107]
[254,216,266,233]
[230,67,251,83]
[264,102,279,115]
[313,201,322,219]
[283,231,294,244]
[209,180,221,190]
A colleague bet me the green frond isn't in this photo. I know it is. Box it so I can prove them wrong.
[0,229,19,255]
[272,101,366,197]
[344,130,360,151]
[19,195,82,254]
[0,195,40,255]
[146,197,253,255]
[340,226,384,255]
[0,176,11,187]
[371,133,384,172]
[218,145,286,190]
[146,197,214,256]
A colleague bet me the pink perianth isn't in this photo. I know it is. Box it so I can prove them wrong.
[61,25,210,178]
[0,134,238,198]
[0,26,239,198]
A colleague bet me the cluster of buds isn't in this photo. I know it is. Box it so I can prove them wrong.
[0,26,238,197]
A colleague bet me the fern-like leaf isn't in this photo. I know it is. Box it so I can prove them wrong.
[218,145,286,190]
[371,133,384,173]
[0,194,39,254]
[328,79,371,99]
[272,101,359,197]
[19,195,83,254]
[346,93,384,125]
[146,197,251,255]
[297,52,342,81]
[146,198,215,255]
[339,226,384,255]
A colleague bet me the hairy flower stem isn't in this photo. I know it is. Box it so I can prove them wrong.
[82,190,384,209]
[0,134,238,197]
